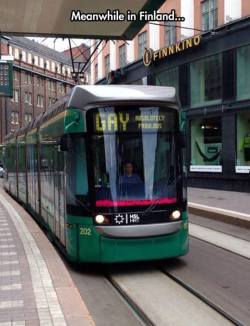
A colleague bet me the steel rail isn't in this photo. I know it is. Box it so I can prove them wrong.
[105,273,155,326]
[158,266,244,326]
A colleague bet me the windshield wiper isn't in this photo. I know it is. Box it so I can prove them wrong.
[141,174,177,217]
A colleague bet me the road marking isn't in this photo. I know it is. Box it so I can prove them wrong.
[0,270,20,277]
[189,223,250,259]
[0,228,10,231]
[189,202,250,221]
[0,194,67,326]
[0,252,16,256]
[0,283,22,291]
[0,260,19,266]
[0,238,13,242]
[0,244,15,249]
[0,300,23,309]
[0,322,25,326]
[0,233,11,237]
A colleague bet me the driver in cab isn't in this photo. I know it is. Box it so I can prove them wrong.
[120,162,142,184]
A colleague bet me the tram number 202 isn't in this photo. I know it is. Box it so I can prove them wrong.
[80,227,92,236]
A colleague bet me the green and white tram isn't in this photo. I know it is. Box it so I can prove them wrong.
[4,85,188,263]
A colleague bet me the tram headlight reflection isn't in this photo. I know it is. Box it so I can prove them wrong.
[170,210,181,220]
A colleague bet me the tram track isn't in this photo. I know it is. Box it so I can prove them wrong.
[157,266,243,326]
[105,263,232,326]
[106,273,154,326]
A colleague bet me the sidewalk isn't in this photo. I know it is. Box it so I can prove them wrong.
[188,187,250,229]
[0,187,94,326]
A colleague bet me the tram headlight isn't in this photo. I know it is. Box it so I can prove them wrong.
[170,210,181,220]
[95,215,105,224]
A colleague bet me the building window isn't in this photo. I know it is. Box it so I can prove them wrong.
[56,64,61,74]
[24,72,32,85]
[104,55,110,75]
[138,31,147,59]
[39,58,44,68]
[190,117,222,171]
[95,63,98,82]
[24,92,32,105]
[9,46,13,56]
[46,60,50,71]
[25,113,32,124]
[14,48,19,60]
[11,111,19,125]
[37,76,45,87]
[37,95,44,108]
[201,0,218,31]
[34,56,39,66]
[164,22,177,46]
[48,97,56,106]
[48,80,55,91]
[51,62,55,72]
[12,90,19,102]
[190,54,222,107]
[237,44,250,100]
[27,53,32,64]
[236,112,250,172]
[156,67,179,93]
[119,45,126,68]
[58,82,65,93]
[22,51,26,62]
[67,67,71,77]
[13,71,18,81]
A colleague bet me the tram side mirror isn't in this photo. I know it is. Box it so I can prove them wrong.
[178,132,186,148]
[58,134,73,151]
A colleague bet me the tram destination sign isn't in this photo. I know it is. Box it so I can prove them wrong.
[0,59,13,97]
[143,35,201,67]
[93,109,176,132]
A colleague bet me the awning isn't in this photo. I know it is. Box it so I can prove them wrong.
[0,0,165,40]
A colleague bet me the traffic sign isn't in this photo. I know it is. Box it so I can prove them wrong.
[0,59,13,97]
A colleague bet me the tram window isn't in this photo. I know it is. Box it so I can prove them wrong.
[66,136,89,206]
[92,132,177,203]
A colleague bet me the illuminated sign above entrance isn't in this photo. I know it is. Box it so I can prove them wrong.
[143,35,201,66]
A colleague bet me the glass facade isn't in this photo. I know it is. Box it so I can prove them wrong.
[190,117,222,168]
[237,44,250,100]
[156,67,179,94]
[236,112,250,169]
[190,54,222,107]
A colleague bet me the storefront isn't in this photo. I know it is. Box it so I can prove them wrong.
[98,16,250,191]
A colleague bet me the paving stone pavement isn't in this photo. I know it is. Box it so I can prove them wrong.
[0,187,95,326]
[188,187,250,215]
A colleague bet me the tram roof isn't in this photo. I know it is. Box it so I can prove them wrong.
[68,85,178,110]
[4,85,178,141]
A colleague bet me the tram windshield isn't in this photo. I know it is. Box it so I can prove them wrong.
[89,106,180,207]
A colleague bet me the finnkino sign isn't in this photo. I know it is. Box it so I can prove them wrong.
[143,35,201,66]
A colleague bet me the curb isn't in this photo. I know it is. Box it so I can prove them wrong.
[188,202,250,230]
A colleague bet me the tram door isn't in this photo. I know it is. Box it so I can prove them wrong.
[54,148,66,246]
